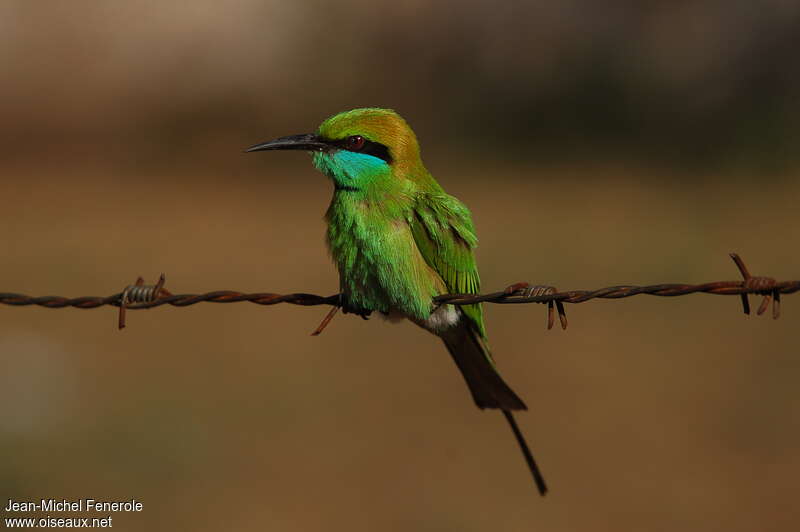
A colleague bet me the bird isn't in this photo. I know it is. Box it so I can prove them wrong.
[246,108,547,495]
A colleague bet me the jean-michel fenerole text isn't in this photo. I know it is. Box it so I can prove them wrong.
[4,498,143,513]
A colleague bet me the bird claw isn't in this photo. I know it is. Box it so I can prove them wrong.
[342,307,372,320]
[504,282,568,330]
[340,297,372,320]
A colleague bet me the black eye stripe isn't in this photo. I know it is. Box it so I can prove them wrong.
[358,139,392,164]
[329,137,393,164]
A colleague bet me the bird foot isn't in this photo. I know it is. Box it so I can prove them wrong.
[340,295,372,320]
[343,307,372,320]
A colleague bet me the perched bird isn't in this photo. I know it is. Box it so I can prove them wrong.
[247,108,547,495]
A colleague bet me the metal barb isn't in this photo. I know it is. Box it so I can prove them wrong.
[556,301,568,330]
[757,294,771,316]
[311,306,339,336]
[731,253,752,315]
[729,253,781,320]
[505,283,568,331]
[118,274,171,330]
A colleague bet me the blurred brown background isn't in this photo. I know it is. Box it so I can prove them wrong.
[1,1,799,530]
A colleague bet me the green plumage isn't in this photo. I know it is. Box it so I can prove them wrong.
[315,109,484,329]
[249,108,547,495]
[410,191,485,337]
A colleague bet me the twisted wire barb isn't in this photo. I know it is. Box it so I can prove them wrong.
[1,254,797,330]
[0,291,340,309]
[436,280,800,304]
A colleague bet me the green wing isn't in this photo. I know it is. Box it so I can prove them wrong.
[409,192,486,338]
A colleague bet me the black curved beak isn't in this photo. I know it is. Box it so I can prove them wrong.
[245,133,329,153]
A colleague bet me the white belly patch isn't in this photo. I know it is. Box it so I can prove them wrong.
[422,304,460,332]
[379,304,460,333]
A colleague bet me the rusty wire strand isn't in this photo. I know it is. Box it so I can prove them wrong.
[6,282,798,310]
[1,254,797,329]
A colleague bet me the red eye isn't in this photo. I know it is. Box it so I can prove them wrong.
[347,135,365,151]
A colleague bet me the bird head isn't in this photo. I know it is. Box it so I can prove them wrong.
[247,108,429,194]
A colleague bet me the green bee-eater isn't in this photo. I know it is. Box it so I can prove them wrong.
[247,108,547,495]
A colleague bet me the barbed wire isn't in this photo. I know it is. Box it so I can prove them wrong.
[1,254,796,332]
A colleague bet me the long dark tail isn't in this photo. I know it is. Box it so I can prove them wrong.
[441,321,548,495]
[502,410,548,495]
